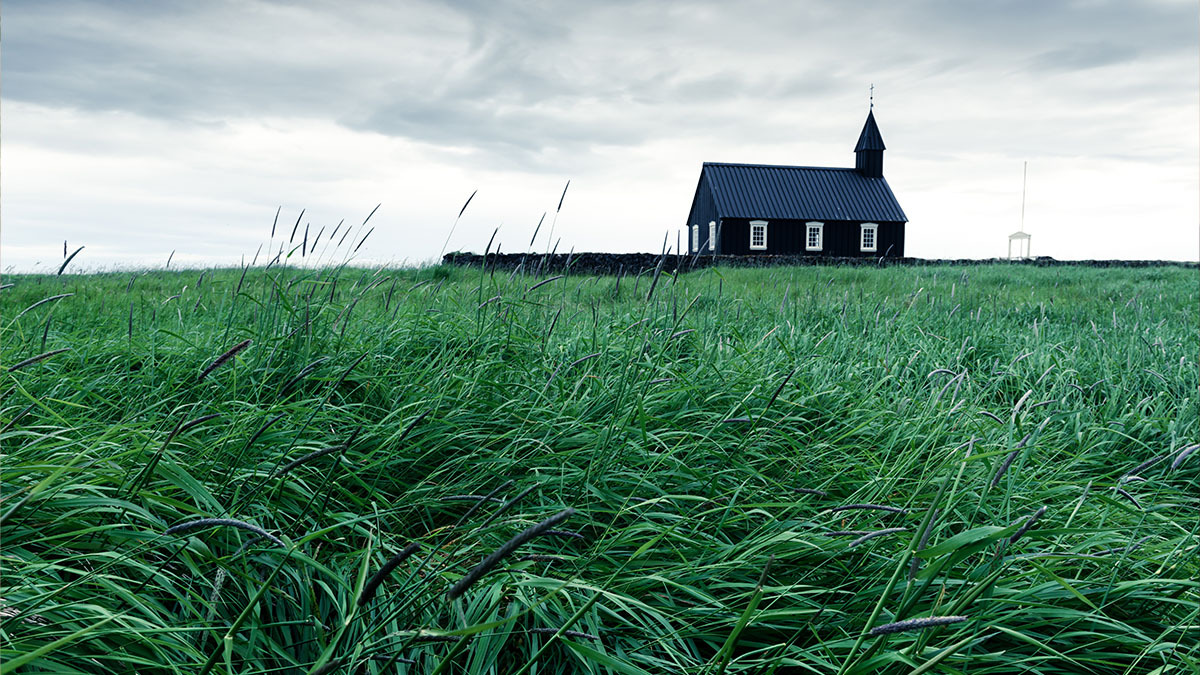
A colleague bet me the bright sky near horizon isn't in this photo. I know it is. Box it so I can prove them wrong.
[2,0,1198,273]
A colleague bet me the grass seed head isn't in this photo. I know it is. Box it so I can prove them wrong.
[357,541,421,606]
[1171,443,1198,470]
[529,627,600,641]
[7,348,72,372]
[1009,505,1047,544]
[991,449,1021,488]
[164,518,284,547]
[870,615,969,636]
[828,503,910,515]
[447,507,575,600]
[848,528,907,547]
[198,339,252,382]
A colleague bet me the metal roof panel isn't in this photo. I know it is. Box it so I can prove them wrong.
[702,163,907,222]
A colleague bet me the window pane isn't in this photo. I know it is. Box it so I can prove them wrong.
[750,222,767,249]
[807,225,821,250]
[861,225,877,251]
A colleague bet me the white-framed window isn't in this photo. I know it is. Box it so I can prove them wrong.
[860,223,878,252]
[708,221,716,251]
[805,222,824,251]
[691,224,699,252]
[749,220,768,250]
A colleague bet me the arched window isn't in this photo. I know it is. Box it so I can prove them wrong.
[692,224,699,252]
[708,222,716,251]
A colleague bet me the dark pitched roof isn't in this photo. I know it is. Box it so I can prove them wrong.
[701,162,907,223]
[854,110,886,152]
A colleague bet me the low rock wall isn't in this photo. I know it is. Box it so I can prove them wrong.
[443,252,1196,276]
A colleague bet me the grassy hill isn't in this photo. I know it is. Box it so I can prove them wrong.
[2,262,1197,674]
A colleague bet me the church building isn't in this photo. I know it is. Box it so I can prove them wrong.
[685,108,907,257]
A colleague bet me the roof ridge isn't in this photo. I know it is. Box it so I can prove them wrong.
[703,162,857,171]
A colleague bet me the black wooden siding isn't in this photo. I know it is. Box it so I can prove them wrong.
[717,218,904,257]
[685,172,720,252]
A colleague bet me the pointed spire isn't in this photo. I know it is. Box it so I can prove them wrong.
[855,110,886,152]
[855,107,886,178]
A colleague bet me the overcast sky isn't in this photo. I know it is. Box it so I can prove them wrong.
[3,0,1197,272]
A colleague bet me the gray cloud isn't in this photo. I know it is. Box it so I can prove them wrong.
[7,0,1194,172]
[3,0,1196,269]
[1029,43,1140,72]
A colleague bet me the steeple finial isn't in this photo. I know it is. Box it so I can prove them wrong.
[869,83,874,110]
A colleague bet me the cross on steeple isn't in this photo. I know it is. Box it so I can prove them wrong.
[869,83,874,110]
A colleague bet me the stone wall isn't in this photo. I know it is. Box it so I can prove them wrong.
[443,252,1197,276]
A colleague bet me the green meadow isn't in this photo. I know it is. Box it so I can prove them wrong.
[2,260,1197,674]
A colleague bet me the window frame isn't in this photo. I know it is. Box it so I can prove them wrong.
[805,222,824,252]
[708,222,716,251]
[860,223,878,253]
[691,224,699,252]
[749,220,768,251]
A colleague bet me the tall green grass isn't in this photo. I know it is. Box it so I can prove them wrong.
[2,258,1197,674]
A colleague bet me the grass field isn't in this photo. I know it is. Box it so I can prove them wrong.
[2,258,1197,674]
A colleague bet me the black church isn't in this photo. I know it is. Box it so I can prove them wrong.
[685,109,907,257]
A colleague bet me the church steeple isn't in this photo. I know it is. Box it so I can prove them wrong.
[854,109,886,178]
